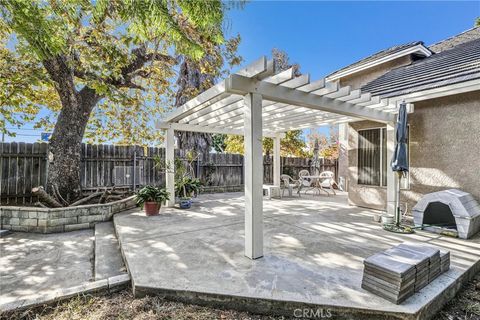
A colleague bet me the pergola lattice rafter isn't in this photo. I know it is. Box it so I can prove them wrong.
[157,56,400,136]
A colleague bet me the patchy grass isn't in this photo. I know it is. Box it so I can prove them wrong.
[437,271,480,320]
[0,290,282,320]
[2,271,479,320]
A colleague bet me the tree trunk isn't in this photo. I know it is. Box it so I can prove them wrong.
[42,56,100,202]
[174,58,213,153]
[47,88,99,201]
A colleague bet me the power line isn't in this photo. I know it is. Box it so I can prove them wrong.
[6,133,40,137]
[5,127,47,131]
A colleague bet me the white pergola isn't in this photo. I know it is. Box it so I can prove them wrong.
[156,57,409,259]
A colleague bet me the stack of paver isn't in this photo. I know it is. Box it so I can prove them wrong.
[362,252,416,304]
[383,246,430,292]
[362,242,450,304]
[397,243,441,283]
[440,250,450,273]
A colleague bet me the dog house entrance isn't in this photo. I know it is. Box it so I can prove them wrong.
[422,202,457,234]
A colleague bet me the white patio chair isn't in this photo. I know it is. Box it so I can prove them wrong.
[319,171,338,195]
[298,169,314,195]
[280,174,301,198]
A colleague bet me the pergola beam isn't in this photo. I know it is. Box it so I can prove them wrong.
[155,121,282,138]
[226,74,396,123]
[180,95,243,124]
[184,74,313,127]
[274,117,358,132]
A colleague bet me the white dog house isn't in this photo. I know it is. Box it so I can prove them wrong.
[413,189,480,239]
[157,57,410,259]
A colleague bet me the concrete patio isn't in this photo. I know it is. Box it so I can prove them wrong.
[0,230,94,307]
[114,192,480,320]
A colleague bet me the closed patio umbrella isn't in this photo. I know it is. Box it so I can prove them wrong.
[385,102,413,233]
[312,138,320,175]
[391,102,409,173]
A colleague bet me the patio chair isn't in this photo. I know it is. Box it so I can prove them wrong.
[280,174,301,198]
[319,171,338,195]
[298,169,314,195]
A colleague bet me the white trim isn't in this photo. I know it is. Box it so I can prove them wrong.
[326,44,432,81]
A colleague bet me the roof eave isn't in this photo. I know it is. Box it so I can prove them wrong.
[326,44,433,82]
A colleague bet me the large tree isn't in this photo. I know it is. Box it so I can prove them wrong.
[173,34,241,153]
[1,0,228,201]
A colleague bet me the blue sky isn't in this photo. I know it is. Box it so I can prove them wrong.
[4,1,479,143]
[227,1,479,78]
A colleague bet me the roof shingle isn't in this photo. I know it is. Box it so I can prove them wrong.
[361,38,480,98]
[326,41,427,79]
[428,26,480,53]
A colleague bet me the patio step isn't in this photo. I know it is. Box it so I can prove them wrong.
[94,222,127,280]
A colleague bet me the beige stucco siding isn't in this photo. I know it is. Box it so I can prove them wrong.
[347,90,480,213]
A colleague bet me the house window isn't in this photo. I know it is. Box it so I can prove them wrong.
[357,127,409,188]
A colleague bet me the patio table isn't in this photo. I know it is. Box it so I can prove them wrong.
[300,175,332,196]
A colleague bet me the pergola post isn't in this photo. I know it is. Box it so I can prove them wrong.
[386,122,398,216]
[244,92,263,259]
[273,134,281,187]
[165,127,175,207]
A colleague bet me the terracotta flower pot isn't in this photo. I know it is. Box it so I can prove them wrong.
[144,202,160,216]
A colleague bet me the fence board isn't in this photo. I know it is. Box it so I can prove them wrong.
[1,142,337,204]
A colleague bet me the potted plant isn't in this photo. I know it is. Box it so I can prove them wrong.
[135,186,170,216]
[175,176,201,209]
[153,150,202,209]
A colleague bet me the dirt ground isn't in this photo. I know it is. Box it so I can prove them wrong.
[2,272,479,320]
[436,271,480,320]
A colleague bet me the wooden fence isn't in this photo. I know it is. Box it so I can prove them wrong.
[1,142,337,205]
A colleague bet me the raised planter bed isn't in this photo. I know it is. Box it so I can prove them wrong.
[0,196,136,233]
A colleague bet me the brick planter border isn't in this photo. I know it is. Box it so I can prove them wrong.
[0,196,136,233]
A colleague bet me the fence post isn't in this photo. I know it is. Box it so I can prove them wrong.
[196,152,201,179]
[45,143,50,193]
[240,156,244,186]
[132,147,137,191]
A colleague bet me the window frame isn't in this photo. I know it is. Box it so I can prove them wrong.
[357,126,410,189]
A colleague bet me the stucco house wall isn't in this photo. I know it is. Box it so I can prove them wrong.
[336,55,415,191]
[346,90,480,213]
